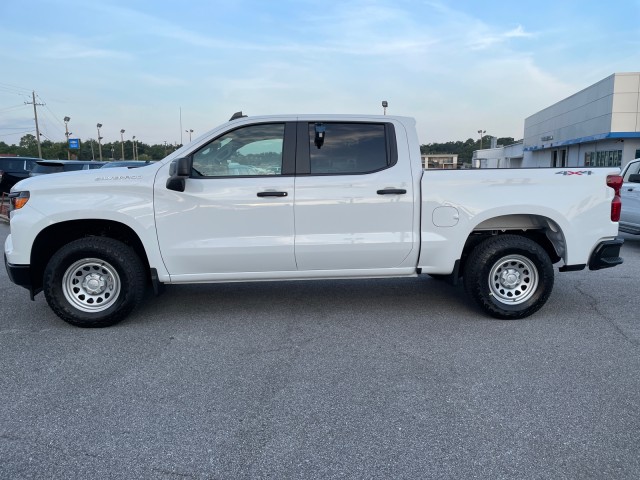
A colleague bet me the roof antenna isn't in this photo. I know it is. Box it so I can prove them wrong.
[229,111,247,121]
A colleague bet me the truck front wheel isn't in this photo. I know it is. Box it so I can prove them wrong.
[463,235,554,319]
[43,237,146,327]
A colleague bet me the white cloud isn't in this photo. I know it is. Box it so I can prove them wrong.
[4,0,628,146]
[505,25,533,39]
[468,24,535,50]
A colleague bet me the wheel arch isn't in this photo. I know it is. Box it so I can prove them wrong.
[458,213,566,278]
[30,219,151,294]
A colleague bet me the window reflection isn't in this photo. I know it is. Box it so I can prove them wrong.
[192,124,284,177]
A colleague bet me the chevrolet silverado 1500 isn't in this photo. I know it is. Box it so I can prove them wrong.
[4,114,624,327]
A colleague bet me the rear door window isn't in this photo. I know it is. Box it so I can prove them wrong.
[0,159,26,171]
[63,163,86,172]
[31,164,64,174]
[306,123,393,174]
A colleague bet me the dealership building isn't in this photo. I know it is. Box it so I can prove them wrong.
[474,72,640,169]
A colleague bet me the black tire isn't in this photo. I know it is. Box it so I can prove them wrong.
[43,237,146,327]
[463,234,554,319]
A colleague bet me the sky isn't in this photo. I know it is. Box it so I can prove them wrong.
[1,0,639,148]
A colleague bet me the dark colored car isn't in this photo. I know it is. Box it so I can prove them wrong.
[0,157,39,194]
[29,160,106,176]
[100,160,153,169]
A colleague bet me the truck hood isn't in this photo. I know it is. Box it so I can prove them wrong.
[12,165,160,194]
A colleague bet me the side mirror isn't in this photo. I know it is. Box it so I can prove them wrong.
[628,173,640,183]
[166,157,191,192]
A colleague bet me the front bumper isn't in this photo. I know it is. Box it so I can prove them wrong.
[4,253,37,299]
[588,237,624,270]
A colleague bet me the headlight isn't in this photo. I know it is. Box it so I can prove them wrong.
[9,191,30,211]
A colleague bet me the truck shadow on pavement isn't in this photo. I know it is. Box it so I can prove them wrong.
[137,276,479,328]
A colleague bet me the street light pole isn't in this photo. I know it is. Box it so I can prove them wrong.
[478,129,486,150]
[64,116,71,160]
[120,129,125,160]
[382,100,388,115]
[132,136,137,160]
[97,123,103,161]
[185,129,193,142]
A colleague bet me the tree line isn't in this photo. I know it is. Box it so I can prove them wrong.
[1,134,519,165]
[0,134,180,161]
[421,136,517,167]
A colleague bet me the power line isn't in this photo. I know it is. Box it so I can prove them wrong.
[43,103,66,129]
[0,82,31,93]
[40,105,64,142]
[0,104,28,113]
[0,81,27,87]
[0,130,33,138]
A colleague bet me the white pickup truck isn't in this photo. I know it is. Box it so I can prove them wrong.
[4,114,624,327]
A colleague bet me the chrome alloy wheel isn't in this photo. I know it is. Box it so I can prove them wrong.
[62,258,121,313]
[488,254,538,305]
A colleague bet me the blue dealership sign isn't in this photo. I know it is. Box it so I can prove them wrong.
[68,138,80,149]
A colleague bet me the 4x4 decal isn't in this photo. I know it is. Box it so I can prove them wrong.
[555,170,593,176]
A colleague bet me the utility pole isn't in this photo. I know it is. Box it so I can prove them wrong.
[25,91,44,158]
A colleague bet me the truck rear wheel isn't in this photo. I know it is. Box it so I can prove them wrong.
[463,235,554,319]
[43,237,146,327]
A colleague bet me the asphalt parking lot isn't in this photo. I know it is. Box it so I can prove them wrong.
[1,222,639,479]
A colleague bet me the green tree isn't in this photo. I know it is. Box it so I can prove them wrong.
[19,134,39,157]
[0,141,12,155]
[421,135,520,167]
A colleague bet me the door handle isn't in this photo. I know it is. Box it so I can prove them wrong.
[377,189,407,195]
[257,191,288,197]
